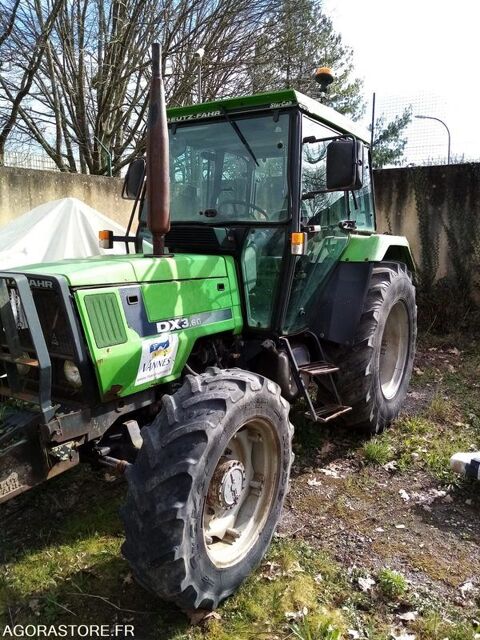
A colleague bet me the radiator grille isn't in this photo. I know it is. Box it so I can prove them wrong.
[6,287,74,357]
[84,293,127,348]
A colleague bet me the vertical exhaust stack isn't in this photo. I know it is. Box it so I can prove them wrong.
[147,43,170,256]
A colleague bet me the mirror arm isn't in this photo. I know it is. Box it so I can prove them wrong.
[350,189,359,210]
[124,179,146,254]
[344,190,352,220]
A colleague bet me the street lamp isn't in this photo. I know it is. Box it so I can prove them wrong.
[415,114,451,165]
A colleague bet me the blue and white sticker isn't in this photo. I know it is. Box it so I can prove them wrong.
[135,334,179,386]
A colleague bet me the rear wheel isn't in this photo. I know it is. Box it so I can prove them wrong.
[121,368,293,610]
[321,262,417,434]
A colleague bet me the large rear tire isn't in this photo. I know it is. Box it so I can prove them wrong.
[321,262,417,434]
[121,368,293,610]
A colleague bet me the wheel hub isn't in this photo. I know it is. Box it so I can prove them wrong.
[207,458,246,510]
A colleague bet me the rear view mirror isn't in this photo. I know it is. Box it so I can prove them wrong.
[122,157,146,200]
[326,139,364,190]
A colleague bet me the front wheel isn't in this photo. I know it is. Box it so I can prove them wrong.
[321,262,417,434]
[121,368,293,610]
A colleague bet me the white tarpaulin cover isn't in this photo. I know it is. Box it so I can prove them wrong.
[0,197,127,270]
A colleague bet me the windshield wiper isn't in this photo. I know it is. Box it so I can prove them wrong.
[220,107,259,166]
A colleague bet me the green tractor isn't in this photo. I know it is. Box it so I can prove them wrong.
[0,46,416,610]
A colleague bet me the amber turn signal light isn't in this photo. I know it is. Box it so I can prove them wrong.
[99,229,113,249]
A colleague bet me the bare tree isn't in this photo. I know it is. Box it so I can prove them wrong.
[1,0,276,175]
[0,0,65,164]
[0,0,20,47]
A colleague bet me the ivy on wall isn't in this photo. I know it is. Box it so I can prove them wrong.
[375,163,480,332]
[443,164,480,295]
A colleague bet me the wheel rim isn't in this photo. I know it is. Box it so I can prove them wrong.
[379,300,410,400]
[203,417,279,568]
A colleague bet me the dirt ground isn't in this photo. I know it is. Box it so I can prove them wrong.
[1,335,479,639]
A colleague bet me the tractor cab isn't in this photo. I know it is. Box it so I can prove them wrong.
[131,89,374,336]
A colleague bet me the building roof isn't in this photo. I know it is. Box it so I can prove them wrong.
[167,88,370,144]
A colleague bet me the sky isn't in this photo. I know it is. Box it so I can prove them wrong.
[322,0,480,164]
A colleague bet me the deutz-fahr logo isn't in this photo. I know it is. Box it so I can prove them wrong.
[28,279,53,289]
[5,277,53,289]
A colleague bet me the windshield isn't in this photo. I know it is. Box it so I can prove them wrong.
[169,113,290,224]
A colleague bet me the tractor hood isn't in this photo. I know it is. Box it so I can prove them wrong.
[8,253,229,287]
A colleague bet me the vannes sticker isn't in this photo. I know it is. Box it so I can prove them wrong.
[135,334,179,386]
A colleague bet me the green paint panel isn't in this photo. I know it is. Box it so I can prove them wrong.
[12,257,137,286]
[74,256,243,400]
[130,255,227,282]
[340,234,415,270]
[167,88,370,143]
[143,278,232,321]
[84,292,127,348]
[15,253,228,287]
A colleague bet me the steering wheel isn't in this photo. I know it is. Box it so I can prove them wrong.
[220,200,269,222]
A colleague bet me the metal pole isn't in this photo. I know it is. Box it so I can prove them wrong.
[198,62,202,103]
[94,136,112,176]
[370,91,376,149]
[415,115,451,165]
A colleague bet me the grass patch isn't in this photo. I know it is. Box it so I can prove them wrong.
[362,438,392,465]
[426,393,457,423]
[192,540,350,640]
[290,610,345,640]
[412,611,480,639]
[377,568,407,600]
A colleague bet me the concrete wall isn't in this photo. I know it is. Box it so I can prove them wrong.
[1,163,479,295]
[0,166,132,227]
[374,163,480,291]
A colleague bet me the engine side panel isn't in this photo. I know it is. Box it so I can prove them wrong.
[74,256,242,399]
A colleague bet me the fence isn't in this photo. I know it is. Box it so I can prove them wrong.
[368,93,480,168]
[3,150,60,172]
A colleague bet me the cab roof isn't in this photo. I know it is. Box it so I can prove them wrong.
[167,88,370,144]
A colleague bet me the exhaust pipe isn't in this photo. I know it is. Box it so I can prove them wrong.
[146,43,170,256]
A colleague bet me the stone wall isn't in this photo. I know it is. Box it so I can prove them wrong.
[0,166,131,227]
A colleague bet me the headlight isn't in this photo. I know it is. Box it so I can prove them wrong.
[64,360,82,388]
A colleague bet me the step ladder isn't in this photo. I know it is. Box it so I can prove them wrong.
[279,334,352,423]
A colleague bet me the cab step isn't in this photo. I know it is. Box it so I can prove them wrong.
[279,335,351,426]
[298,361,339,376]
[306,404,352,423]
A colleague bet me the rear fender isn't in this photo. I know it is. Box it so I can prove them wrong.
[311,235,415,345]
[341,234,416,273]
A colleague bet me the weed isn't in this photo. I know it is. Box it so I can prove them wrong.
[412,610,479,639]
[427,394,455,422]
[290,614,343,640]
[377,568,407,600]
[362,438,392,465]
